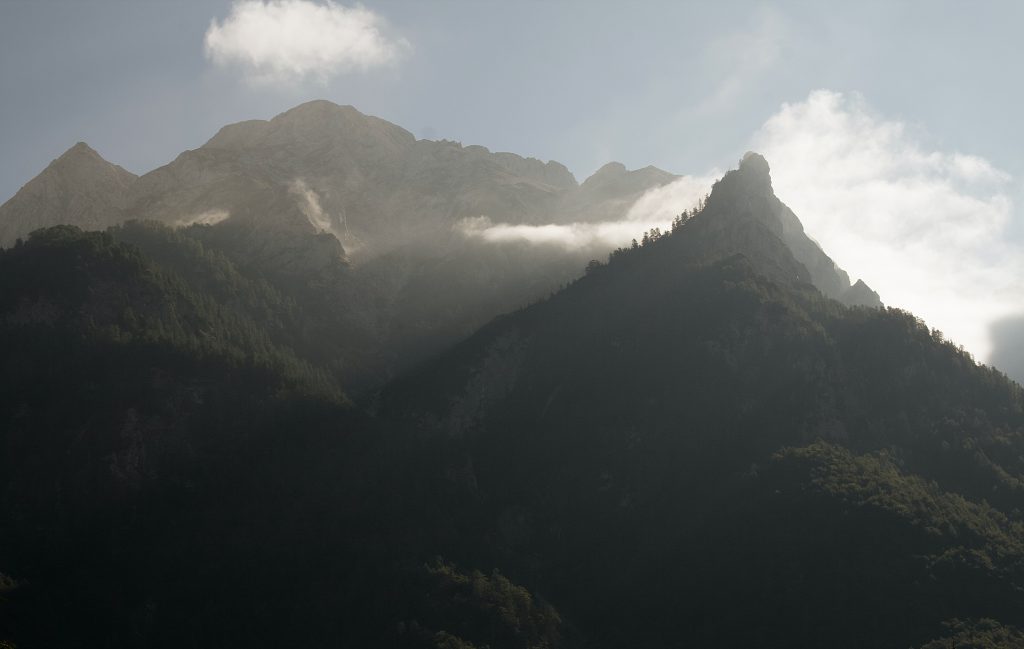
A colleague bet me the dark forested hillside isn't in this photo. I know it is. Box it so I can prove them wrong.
[1,154,1023,649]
[376,156,1024,648]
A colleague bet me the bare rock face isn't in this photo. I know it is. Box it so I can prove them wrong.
[700,152,882,307]
[0,143,137,246]
[124,101,597,256]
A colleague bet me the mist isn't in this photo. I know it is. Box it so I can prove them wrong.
[457,173,717,254]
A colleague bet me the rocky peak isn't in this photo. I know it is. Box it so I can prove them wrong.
[60,141,101,160]
[265,99,416,152]
[0,142,137,247]
[45,142,135,182]
[581,161,677,198]
[591,161,628,177]
[738,150,771,179]
[694,153,882,308]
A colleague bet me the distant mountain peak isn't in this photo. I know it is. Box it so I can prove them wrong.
[0,142,137,246]
[275,98,363,123]
[592,161,628,177]
[579,162,678,205]
[47,141,125,174]
[61,141,99,157]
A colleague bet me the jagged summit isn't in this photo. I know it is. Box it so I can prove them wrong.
[694,151,882,307]
[739,150,771,174]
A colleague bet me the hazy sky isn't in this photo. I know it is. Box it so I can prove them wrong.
[1,0,1023,372]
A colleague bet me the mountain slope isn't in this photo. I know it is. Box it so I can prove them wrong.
[0,102,692,389]
[122,100,673,258]
[0,101,677,259]
[376,156,1021,648]
[0,154,1020,648]
[0,143,137,246]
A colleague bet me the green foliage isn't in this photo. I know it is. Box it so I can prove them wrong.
[391,560,562,649]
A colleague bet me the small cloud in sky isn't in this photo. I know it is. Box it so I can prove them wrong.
[751,89,1021,363]
[204,0,408,85]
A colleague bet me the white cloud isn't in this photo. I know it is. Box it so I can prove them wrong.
[457,174,717,252]
[204,0,408,84]
[751,89,1022,363]
[173,209,230,227]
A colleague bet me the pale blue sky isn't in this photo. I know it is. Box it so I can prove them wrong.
[2,1,1021,196]
[1,0,1023,369]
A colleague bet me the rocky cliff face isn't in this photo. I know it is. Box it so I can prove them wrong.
[111,100,675,260]
[0,143,137,246]
[691,152,881,307]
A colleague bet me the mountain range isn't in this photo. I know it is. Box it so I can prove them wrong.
[0,101,881,389]
[1,101,1019,649]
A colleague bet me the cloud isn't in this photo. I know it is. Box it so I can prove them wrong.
[173,209,230,227]
[457,174,717,252]
[204,0,408,84]
[751,89,1022,363]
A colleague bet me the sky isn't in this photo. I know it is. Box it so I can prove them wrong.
[1,0,1023,375]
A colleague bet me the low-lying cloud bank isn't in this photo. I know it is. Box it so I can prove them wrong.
[751,89,1021,367]
[457,173,718,252]
[205,0,408,85]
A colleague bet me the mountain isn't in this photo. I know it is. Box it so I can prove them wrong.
[376,156,1022,648]
[0,101,690,388]
[127,99,656,254]
[0,142,137,247]
[10,116,1009,648]
[562,161,679,223]
[684,152,880,307]
[2,153,1015,648]
[0,101,675,258]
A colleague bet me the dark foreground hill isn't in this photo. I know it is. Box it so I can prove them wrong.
[376,155,1024,648]
[0,155,1021,648]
